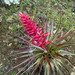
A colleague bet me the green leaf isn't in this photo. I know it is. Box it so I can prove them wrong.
[21,61,37,75]
[14,43,17,45]
[56,59,70,75]
[53,59,64,75]
[11,72,16,75]
[58,50,75,56]
[12,25,18,31]
[32,44,45,51]
[0,71,3,75]
[45,56,53,74]
[50,62,56,75]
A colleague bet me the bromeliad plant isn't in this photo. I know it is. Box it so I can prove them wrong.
[6,12,75,75]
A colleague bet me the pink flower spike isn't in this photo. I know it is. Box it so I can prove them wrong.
[19,11,23,17]
[19,11,55,50]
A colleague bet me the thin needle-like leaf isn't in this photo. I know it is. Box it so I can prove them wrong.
[18,37,31,44]
[55,53,73,67]
[53,59,65,75]
[45,18,48,33]
[58,50,75,56]
[16,57,36,75]
[56,59,70,75]
[31,57,43,75]
[53,25,60,39]
[12,54,32,60]
[21,61,37,75]
[45,56,53,75]
[38,58,44,75]
[57,43,75,49]
[14,50,33,55]
[5,55,33,75]
[53,30,75,42]
[51,16,54,36]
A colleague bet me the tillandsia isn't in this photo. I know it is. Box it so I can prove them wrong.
[5,12,75,75]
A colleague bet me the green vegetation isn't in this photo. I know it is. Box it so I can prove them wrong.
[0,0,75,75]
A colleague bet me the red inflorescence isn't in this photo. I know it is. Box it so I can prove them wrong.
[19,11,51,49]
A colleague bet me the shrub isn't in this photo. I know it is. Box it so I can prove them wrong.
[5,12,75,75]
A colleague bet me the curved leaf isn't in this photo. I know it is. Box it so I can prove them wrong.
[58,50,75,56]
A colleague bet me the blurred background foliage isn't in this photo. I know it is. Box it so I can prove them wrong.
[0,0,75,74]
